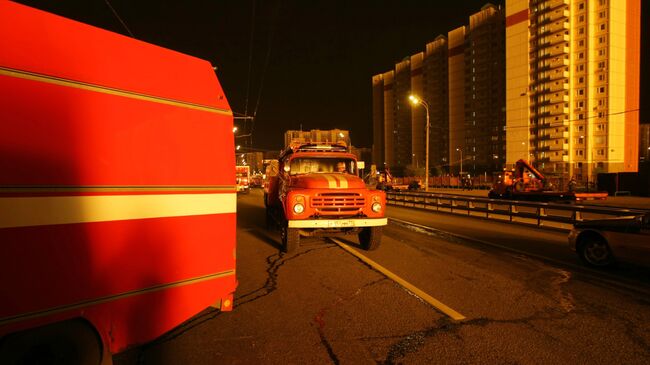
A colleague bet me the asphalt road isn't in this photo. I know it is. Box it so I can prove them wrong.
[115,188,650,364]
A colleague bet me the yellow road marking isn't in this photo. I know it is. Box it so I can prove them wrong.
[330,237,466,321]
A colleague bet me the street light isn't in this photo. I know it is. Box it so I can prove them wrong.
[409,94,430,191]
[456,148,463,176]
[236,145,241,151]
[233,126,238,133]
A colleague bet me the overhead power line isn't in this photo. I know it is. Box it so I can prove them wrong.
[104,0,134,37]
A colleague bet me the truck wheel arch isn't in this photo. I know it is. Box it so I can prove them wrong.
[0,318,107,365]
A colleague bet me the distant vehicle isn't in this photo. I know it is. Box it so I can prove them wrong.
[568,213,650,267]
[263,160,279,206]
[0,2,237,363]
[488,159,608,202]
[250,174,264,188]
[265,142,387,252]
[236,165,251,193]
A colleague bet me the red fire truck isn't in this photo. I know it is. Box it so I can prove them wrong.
[266,142,387,252]
[0,2,236,363]
[236,165,251,193]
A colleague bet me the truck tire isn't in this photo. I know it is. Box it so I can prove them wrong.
[281,222,300,253]
[0,320,103,365]
[359,226,382,251]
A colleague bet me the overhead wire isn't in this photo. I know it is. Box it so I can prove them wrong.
[243,0,257,134]
[252,0,281,121]
[104,0,134,37]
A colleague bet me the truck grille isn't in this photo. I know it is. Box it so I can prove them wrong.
[311,193,365,213]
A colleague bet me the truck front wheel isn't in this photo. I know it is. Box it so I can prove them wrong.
[359,226,382,251]
[281,223,300,253]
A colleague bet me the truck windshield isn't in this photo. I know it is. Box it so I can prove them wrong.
[289,158,355,175]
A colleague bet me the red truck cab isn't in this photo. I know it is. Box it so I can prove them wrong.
[266,142,387,252]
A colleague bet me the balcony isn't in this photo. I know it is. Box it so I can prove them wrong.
[550,130,569,139]
[549,70,570,81]
[549,106,569,116]
[541,81,569,94]
[547,8,570,22]
[548,19,570,33]
[548,93,569,104]
[541,33,570,46]
[548,56,570,69]
[533,110,551,118]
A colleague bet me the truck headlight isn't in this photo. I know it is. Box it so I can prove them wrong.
[293,203,304,214]
[371,202,382,213]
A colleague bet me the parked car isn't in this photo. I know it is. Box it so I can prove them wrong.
[568,213,650,268]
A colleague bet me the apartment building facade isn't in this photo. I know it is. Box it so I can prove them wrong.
[372,4,504,176]
[505,0,640,182]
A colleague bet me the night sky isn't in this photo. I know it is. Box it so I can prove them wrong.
[13,0,649,152]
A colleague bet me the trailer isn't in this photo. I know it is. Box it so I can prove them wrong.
[488,159,607,202]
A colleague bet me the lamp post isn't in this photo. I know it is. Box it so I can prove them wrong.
[409,94,430,191]
[456,148,463,176]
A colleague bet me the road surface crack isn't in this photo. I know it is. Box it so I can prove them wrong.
[377,310,571,364]
[237,246,335,307]
[313,278,386,365]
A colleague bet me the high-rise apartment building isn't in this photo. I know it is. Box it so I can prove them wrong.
[373,4,504,176]
[394,58,413,174]
[448,26,467,174]
[465,5,506,174]
[372,74,385,167]
[382,70,396,169]
[506,0,640,183]
[410,52,425,169]
[423,36,450,173]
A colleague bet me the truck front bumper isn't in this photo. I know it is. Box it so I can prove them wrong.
[288,218,387,229]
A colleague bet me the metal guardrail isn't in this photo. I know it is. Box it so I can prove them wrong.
[386,191,648,230]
